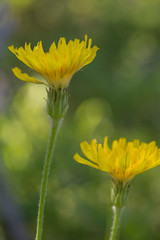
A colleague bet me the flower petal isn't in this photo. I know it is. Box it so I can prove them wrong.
[80,140,98,163]
[74,153,99,170]
[12,67,44,84]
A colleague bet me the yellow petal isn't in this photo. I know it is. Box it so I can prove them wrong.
[12,67,44,84]
[73,153,99,170]
[103,137,109,150]
[80,141,98,163]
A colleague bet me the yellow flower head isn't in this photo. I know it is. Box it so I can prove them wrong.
[9,35,99,89]
[74,137,160,183]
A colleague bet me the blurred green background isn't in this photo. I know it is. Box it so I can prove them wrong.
[1,0,160,239]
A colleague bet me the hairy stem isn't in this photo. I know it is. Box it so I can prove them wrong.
[35,118,63,240]
[105,205,123,240]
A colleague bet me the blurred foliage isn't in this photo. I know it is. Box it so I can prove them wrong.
[1,0,160,239]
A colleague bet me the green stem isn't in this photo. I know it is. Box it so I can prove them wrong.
[106,205,123,240]
[35,117,63,240]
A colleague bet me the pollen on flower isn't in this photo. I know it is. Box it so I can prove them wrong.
[8,35,99,89]
[74,137,160,183]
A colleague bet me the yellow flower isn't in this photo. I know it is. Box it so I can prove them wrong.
[8,35,99,89]
[74,137,160,183]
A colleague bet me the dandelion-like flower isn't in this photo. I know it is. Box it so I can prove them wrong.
[8,35,99,89]
[74,137,160,184]
[9,36,99,240]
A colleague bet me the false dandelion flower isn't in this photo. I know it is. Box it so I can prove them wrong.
[9,36,99,240]
[74,137,160,240]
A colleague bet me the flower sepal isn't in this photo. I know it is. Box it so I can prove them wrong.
[46,88,69,119]
[111,179,130,208]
